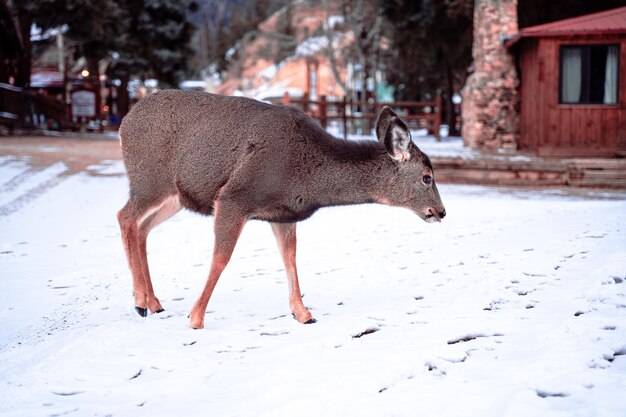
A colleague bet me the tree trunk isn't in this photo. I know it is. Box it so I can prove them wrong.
[461,0,519,150]
[16,15,31,87]
[445,61,459,136]
[85,55,101,118]
[117,74,129,120]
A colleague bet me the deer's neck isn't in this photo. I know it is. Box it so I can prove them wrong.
[312,140,392,208]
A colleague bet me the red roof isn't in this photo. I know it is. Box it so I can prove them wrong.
[506,6,626,47]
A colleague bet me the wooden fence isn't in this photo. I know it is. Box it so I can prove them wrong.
[283,92,442,139]
[0,82,22,132]
[0,83,70,131]
[26,91,70,129]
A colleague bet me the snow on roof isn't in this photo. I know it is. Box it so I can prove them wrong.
[253,85,303,102]
[258,64,278,81]
[30,24,68,42]
[295,36,329,57]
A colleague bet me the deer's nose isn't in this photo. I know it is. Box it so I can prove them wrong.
[439,209,446,219]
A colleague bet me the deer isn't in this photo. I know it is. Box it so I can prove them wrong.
[117,90,446,329]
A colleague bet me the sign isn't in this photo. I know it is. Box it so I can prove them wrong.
[30,71,64,88]
[71,90,96,118]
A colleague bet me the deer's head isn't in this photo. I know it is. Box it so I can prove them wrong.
[375,106,446,223]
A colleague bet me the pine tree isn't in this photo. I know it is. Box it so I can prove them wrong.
[383,0,473,136]
[11,0,196,116]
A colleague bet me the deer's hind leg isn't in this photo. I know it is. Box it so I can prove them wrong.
[118,194,182,316]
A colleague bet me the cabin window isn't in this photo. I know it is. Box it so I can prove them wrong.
[560,45,619,105]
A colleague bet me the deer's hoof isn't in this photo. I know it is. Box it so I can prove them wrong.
[188,312,205,329]
[189,321,204,330]
[135,306,148,317]
[292,313,316,324]
[154,308,165,314]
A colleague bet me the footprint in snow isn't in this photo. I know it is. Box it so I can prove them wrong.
[603,349,626,363]
[352,326,380,338]
[483,299,507,311]
[52,390,85,396]
[259,330,290,336]
[447,333,504,345]
[424,361,446,376]
[536,389,569,398]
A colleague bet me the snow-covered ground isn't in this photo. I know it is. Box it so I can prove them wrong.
[1,150,626,417]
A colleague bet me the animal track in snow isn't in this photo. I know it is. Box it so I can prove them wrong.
[259,330,289,336]
[483,299,507,311]
[51,390,85,396]
[536,390,569,398]
[352,326,380,338]
[447,333,504,345]
[425,361,447,376]
[588,348,626,369]
[603,348,626,363]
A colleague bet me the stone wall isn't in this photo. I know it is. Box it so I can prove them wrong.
[462,0,520,151]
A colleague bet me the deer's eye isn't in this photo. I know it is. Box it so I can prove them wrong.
[422,175,432,185]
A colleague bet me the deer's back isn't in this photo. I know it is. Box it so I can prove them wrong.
[120,90,326,215]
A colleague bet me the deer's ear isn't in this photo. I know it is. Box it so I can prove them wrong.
[376,107,411,161]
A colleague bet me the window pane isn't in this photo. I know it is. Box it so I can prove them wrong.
[604,46,619,104]
[561,48,582,103]
[589,46,608,103]
[560,45,620,105]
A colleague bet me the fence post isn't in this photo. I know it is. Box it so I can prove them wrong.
[434,93,442,141]
[320,95,327,129]
[283,91,290,106]
[342,96,348,140]
[303,93,309,114]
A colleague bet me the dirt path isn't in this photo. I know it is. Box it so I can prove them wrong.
[0,136,123,175]
[0,136,124,217]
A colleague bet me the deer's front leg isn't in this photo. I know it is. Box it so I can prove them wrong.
[271,222,315,324]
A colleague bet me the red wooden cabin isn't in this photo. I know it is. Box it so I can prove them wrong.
[507,6,626,157]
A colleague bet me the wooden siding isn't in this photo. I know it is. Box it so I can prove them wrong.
[518,35,626,157]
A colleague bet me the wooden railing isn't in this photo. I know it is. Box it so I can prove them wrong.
[0,83,70,131]
[0,82,22,131]
[25,91,70,129]
[283,92,442,139]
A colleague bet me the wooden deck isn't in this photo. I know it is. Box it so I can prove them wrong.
[433,155,626,189]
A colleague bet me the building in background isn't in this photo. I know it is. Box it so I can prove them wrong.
[506,6,626,157]
[463,2,625,157]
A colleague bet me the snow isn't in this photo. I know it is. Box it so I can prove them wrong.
[326,15,345,29]
[1,150,626,417]
[258,64,278,81]
[295,35,331,57]
[331,129,531,161]
[337,130,478,159]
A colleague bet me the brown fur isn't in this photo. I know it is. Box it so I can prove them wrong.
[117,90,445,328]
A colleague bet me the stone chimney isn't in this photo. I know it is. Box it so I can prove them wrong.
[462,0,520,151]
